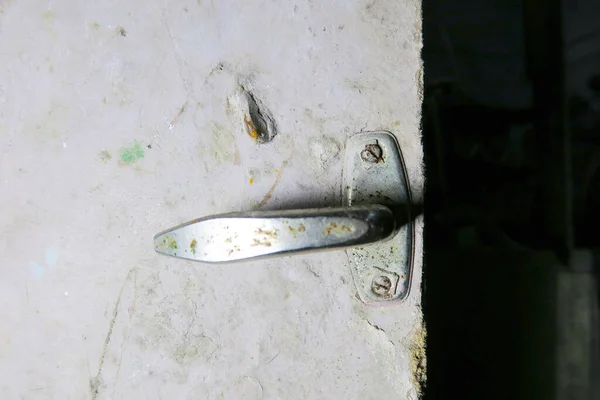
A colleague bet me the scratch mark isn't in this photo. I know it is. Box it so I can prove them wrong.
[306,264,321,278]
[172,300,201,364]
[244,376,264,396]
[203,61,225,84]
[169,100,188,129]
[256,161,287,209]
[266,352,279,364]
[90,268,136,400]
[112,269,138,396]
[183,301,198,342]
[233,142,241,165]
[22,387,45,393]
[162,16,192,96]
[366,319,385,333]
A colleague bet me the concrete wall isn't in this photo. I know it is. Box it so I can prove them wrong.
[0,0,424,398]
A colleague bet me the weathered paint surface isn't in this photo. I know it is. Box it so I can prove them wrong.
[0,0,424,398]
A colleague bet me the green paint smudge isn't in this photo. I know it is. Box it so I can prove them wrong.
[119,141,144,164]
[190,239,197,254]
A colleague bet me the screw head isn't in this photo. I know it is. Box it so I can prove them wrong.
[372,275,392,297]
[361,143,383,163]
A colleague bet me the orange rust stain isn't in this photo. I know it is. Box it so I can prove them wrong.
[324,222,338,235]
[243,115,259,141]
[323,222,354,236]
[288,223,307,237]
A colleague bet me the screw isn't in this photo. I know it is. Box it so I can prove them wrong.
[361,143,383,163]
[372,275,392,297]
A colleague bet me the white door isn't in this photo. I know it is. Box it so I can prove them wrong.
[0,0,424,398]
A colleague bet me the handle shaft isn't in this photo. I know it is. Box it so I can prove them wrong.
[153,205,396,263]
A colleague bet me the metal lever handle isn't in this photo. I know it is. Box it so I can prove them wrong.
[153,205,397,263]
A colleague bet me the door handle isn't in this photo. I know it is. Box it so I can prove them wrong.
[153,205,398,262]
[154,205,396,263]
[153,131,414,303]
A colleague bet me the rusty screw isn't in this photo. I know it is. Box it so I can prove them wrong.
[372,275,392,297]
[361,143,383,163]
